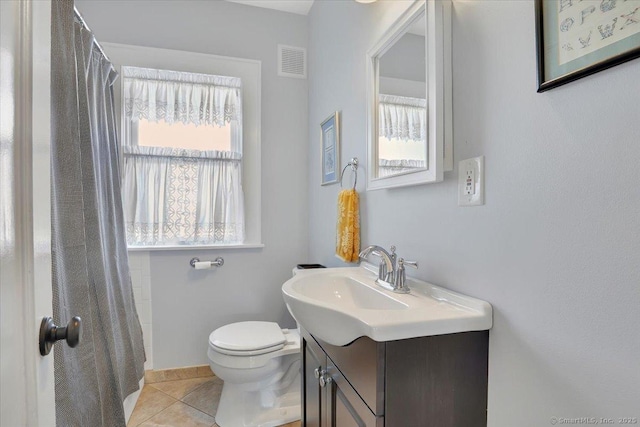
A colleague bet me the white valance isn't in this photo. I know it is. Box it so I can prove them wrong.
[378,158,426,178]
[379,94,427,142]
[122,66,242,127]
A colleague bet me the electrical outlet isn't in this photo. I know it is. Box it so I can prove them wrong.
[458,156,484,206]
[464,168,475,195]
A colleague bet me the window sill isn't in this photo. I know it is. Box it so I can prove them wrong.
[127,243,265,252]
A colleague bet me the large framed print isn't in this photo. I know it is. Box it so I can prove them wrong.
[320,112,340,186]
[536,0,640,92]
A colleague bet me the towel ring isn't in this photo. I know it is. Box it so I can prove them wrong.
[340,157,359,190]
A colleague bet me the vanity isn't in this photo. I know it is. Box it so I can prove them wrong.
[282,266,493,427]
[302,328,488,427]
[285,0,485,422]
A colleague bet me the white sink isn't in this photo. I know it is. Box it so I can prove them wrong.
[282,266,492,346]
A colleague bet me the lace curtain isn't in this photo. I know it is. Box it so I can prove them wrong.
[378,159,427,177]
[122,67,245,246]
[379,94,427,142]
[122,66,242,128]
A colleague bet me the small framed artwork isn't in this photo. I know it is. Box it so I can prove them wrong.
[535,0,640,92]
[320,112,340,186]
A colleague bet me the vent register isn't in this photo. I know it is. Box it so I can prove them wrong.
[278,44,307,79]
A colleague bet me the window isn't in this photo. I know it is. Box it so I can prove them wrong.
[121,66,245,246]
[137,120,232,151]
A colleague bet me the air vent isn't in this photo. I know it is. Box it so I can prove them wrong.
[278,44,307,79]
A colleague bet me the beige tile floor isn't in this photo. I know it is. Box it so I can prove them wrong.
[128,368,301,427]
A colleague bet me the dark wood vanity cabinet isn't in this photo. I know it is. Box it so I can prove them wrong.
[301,327,489,427]
[303,332,382,427]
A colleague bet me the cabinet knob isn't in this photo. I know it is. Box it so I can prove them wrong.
[319,373,333,388]
[314,367,326,379]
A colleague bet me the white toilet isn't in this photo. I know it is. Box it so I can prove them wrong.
[207,321,301,427]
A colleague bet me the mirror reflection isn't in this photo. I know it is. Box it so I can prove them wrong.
[376,10,427,178]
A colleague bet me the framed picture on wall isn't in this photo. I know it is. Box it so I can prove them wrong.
[320,112,340,186]
[535,0,640,92]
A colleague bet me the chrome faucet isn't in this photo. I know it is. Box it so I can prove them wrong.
[359,245,418,293]
[358,245,394,285]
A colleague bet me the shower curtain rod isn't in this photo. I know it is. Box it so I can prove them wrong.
[73,7,117,75]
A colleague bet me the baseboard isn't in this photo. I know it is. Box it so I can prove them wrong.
[144,364,214,384]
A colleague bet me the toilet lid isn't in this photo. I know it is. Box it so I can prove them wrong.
[209,321,286,352]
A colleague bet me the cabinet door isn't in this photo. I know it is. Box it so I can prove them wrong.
[303,336,326,427]
[313,335,385,416]
[327,362,382,427]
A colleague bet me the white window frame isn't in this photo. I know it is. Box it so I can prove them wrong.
[103,42,263,250]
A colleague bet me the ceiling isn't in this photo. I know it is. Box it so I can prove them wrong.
[224,0,315,16]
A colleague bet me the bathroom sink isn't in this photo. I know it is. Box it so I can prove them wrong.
[295,275,408,311]
[281,266,492,346]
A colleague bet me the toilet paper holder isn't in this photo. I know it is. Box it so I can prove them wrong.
[190,257,224,269]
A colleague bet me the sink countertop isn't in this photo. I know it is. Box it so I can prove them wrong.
[282,266,493,346]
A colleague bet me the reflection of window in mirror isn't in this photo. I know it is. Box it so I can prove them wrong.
[378,94,426,178]
[377,10,426,179]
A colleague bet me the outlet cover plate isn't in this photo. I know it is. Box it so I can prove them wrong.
[458,156,484,206]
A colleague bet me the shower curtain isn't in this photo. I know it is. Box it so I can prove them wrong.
[51,1,145,426]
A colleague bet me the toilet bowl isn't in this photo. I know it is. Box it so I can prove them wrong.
[207,321,301,427]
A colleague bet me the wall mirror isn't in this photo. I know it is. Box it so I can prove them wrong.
[366,0,452,191]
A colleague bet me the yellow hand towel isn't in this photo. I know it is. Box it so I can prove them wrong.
[336,188,360,263]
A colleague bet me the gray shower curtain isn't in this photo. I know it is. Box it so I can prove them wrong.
[51,1,145,426]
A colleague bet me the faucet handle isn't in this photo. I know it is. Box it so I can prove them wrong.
[389,246,396,255]
[393,258,416,294]
[398,258,418,269]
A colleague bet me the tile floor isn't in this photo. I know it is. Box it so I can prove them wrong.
[128,366,301,427]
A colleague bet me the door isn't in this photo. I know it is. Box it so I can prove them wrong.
[0,0,56,425]
[327,361,380,427]
[303,336,327,427]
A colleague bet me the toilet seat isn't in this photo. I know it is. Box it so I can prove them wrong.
[208,329,300,370]
[209,321,293,356]
[210,342,285,356]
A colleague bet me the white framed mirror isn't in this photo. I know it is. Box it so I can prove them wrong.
[366,0,452,191]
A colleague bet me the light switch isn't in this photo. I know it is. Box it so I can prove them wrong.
[458,156,484,206]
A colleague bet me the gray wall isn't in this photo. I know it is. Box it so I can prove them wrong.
[379,33,426,82]
[76,0,308,369]
[308,1,639,426]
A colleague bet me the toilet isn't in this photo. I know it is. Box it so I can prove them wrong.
[207,321,301,427]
